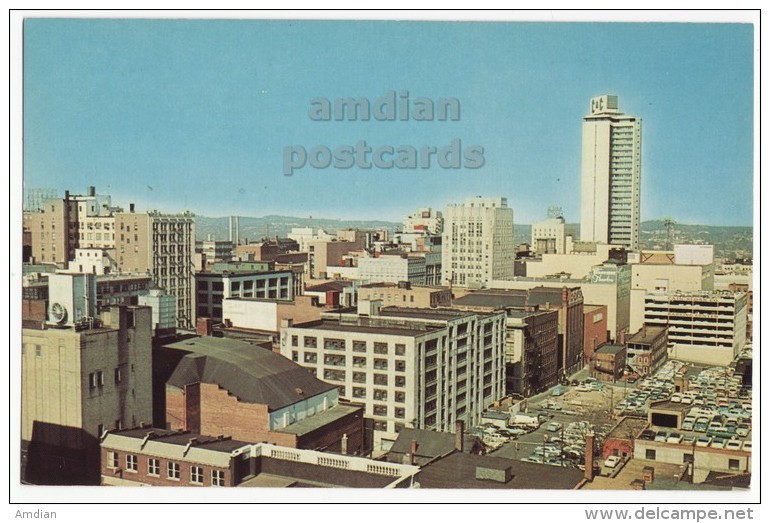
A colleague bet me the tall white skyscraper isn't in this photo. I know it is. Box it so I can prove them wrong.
[580,95,642,250]
[442,196,514,287]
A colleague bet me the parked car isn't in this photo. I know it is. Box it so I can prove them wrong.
[546,422,563,432]
[604,456,621,469]
[654,431,668,442]
[667,432,683,444]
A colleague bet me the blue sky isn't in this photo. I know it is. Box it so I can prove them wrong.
[23,19,755,225]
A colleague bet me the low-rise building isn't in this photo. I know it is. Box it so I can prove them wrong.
[590,344,626,383]
[101,429,419,488]
[196,265,294,323]
[160,335,365,453]
[358,282,452,309]
[625,325,668,377]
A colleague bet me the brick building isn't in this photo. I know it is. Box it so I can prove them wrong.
[590,344,626,383]
[101,429,419,488]
[583,304,609,363]
[160,335,365,454]
[625,324,668,377]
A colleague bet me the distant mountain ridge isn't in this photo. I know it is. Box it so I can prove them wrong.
[195,216,752,260]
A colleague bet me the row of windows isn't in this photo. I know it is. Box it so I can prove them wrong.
[294,337,406,355]
[107,452,225,485]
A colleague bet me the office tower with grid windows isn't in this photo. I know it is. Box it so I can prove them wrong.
[581,95,642,250]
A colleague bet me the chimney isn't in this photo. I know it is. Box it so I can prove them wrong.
[642,466,655,484]
[455,420,465,452]
[196,317,213,336]
[341,433,348,455]
[584,431,595,481]
[410,439,418,466]
[129,203,135,213]
[88,186,96,197]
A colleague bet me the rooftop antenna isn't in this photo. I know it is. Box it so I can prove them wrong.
[663,217,677,250]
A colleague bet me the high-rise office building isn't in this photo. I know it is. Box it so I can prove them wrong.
[114,209,196,328]
[442,196,515,287]
[580,95,642,250]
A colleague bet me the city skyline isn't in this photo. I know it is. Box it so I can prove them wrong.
[22,18,754,226]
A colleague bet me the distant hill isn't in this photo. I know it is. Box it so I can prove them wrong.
[195,215,401,243]
[196,216,752,260]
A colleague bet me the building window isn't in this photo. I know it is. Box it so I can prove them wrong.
[373,373,388,386]
[291,351,298,362]
[191,466,204,485]
[374,342,388,354]
[303,352,317,364]
[167,462,180,480]
[728,459,740,471]
[352,372,366,384]
[395,376,406,388]
[324,354,345,367]
[395,408,406,419]
[395,344,406,356]
[373,389,388,401]
[148,458,160,477]
[352,387,366,399]
[126,454,138,472]
[107,451,119,469]
[35,345,42,357]
[324,338,345,351]
[304,336,317,348]
[373,405,388,417]
[212,469,225,487]
[114,367,122,384]
[291,335,298,347]
[395,391,406,403]
[645,449,656,461]
[374,359,388,371]
[352,340,367,352]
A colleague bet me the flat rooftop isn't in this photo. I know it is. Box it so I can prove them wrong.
[596,344,626,355]
[294,319,436,337]
[628,325,668,344]
[417,452,584,489]
[378,307,479,321]
[274,404,362,436]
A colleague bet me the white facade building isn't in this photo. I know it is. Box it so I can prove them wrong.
[357,255,427,285]
[402,207,443,235]
[581,95,642,249]
[531,216,566,255]
[442,196,515,288]
[280,303,506,451]
[643,290,747,366]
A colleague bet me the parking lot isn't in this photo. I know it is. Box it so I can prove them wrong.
[479,354,753,469]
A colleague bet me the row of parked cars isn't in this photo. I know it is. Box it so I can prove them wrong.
[638,429,752,451]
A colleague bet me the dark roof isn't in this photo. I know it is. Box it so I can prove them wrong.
[454,293,527,309]
[164,336,336,410]
[454,287,575,311]
[305,280,353,293]
[274,252,308,264]
[378,307,478,321]
[595,344,626,355]
[417,452,584,489]
[389,429,457,459]
[294,319,433,337]
[109,427,251,453]
[627,325,668,344]
[388,429,483,461]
